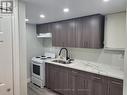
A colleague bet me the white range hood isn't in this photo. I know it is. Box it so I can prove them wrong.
[37,33,52,38]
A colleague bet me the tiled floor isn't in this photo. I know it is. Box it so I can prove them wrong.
[28,83,59,95]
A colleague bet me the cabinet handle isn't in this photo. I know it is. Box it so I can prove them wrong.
[93,76,101,80]
[72,71,78,74]
[111,81,122,85]
[0,83,5,87]
[0,40,3,43]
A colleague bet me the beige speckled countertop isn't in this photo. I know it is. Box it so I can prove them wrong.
[45,59,124,80]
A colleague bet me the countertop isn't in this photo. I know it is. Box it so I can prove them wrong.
[45,59,124,80]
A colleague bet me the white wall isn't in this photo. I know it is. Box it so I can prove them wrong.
[18,1,27,95]
[123,9,127,95]
[26,24,43,80]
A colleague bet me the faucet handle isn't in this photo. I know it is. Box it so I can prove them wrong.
[67,58,74,63]
[67,56,70,60]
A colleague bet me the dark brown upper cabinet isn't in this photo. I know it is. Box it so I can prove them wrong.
[85,15,105,48]
[75,15,105,48]
[60,20,76,47]
[51,20,76,47]
[36,23,51,34]
[51,22,63,47]
[36,14,105,48]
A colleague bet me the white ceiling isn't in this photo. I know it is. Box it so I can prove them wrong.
[23,0,126,24]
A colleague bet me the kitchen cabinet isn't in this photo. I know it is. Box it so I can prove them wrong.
[51,19,76,47]
[51,22,63,47]
[45,63,58,90]
[91,75,108,95]
[36,23,51,34]
[108,78,123,95]
[45,63,123,95]
[68,71,76,95]
[37,14,105,48]
[65,20,76,47]
[75,71,92,95]
[75,15,104,48]
[75,18,84,48]
[85,15,104,48]
[105,12,126,49]
[46,64,70,95]
[58,66,70,95]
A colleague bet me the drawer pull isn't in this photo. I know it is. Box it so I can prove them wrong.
[0,83,5,87]
[112,81,122,85]
[93,77,101,80]
[72,71,78,74]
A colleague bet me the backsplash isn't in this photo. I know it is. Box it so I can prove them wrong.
[43,39,124,71]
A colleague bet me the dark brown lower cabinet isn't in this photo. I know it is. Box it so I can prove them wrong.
[46,64,71,95]
[75,72,92,95]
[109,78,123,95]
[45,64,59,90]
[45,63,123,95]
[68,72,76,95]
[91,75,108,95]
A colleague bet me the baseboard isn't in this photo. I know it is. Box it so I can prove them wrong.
[27,78,31,83]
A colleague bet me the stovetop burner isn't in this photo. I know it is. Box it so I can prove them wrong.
[47,57,51,59]
[41,56,46,57]
[36,57,41,58]
[41,58,47,60]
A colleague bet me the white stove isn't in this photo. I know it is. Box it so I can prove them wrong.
[31,53,55,88]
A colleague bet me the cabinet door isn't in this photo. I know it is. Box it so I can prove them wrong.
[51,22,63,47]
[36,23,50,34]
[58,20,76,47]
[58,21,68,47]
[52,20,76,47]
[109,78,123,95]
[45,64,54,89]
[58,67,70,95]
[75,18,83,48]
[46,64,71,95]
[65,20,76,47]
[68,71,77,95]
[91,75,108,95]
[75,15,104,48]
[85,15,104,48]
[75,17,90,48]
[45,64,60,91]
[82,17,91,48]
[75,72,92,95]
[45,64,49,88]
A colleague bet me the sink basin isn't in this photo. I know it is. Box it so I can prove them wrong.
[52,60,71,64]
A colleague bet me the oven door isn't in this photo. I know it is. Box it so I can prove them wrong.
[32,62,42,80]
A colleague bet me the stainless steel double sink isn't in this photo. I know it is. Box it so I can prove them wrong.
[52,59,72,64]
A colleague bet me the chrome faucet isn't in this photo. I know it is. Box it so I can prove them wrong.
[59,48,70,60]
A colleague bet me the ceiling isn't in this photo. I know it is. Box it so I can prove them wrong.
[23,0,126,24]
